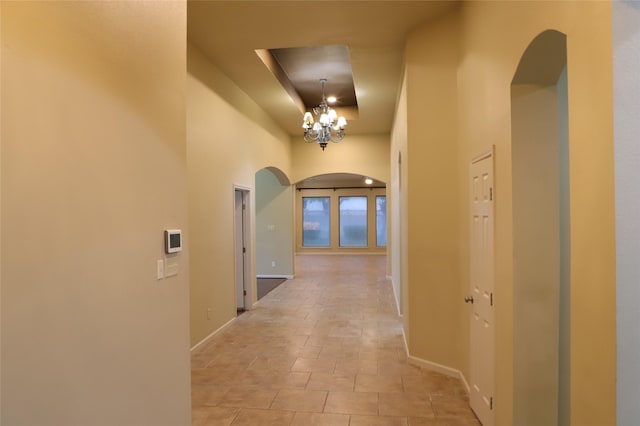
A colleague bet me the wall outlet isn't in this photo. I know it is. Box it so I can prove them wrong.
[271,261,276,267]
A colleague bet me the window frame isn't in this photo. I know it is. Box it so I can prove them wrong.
[295,187,386,254]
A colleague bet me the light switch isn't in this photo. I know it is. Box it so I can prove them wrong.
[157,260,164,280]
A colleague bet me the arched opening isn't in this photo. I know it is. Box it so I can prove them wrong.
[294,173,387,254]
[255,167,294,300]
[263,166,291,186]
[510,30,569,426]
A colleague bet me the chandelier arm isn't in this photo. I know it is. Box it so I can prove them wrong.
[301,78,346,150]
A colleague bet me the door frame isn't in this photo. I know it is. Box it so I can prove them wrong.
[233,185,252,312]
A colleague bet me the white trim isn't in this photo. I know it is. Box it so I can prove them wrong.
[401,328,470,394]
[190,317,236,352]
[407,355,470,393]
[402,327,409,356]
[233,183,252,191]
[295,252,385,256]
[233,186,253,311]
[257,274,294,279]
[389,276,402,317]
[459,369,471,394]
[471,145,494,164]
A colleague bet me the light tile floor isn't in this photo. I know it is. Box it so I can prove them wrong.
[192,255,481,426]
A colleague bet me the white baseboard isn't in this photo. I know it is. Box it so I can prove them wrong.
[190,317,236,352]
[401,328,470,393]
[257,274,294,279]
[458,368,471,393]
[408,355,470,393]
[389,276,402,317]
[295,252,386,256]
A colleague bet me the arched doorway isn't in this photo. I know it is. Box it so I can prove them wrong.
[510,30,569,426]
[254,167,294,300]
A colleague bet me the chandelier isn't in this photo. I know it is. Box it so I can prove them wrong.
[302,79,347,151]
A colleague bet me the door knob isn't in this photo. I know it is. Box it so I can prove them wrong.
[464,295,474,304]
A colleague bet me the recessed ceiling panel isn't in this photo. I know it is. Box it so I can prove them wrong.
[269,45,358,110]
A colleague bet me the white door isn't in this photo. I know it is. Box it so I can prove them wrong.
[468,149,495,426]
[234,190,246,311]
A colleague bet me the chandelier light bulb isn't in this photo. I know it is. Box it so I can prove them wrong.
[303,112,313,125]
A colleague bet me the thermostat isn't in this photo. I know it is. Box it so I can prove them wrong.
[165,229,182,254]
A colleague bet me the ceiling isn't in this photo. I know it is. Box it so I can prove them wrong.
[268,45,358,113]
[187,1,459,136]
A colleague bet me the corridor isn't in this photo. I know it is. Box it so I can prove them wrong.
[191,255,480,425]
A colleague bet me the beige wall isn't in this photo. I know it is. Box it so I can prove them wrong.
[397,2,615,425]
[291,133,390,185]
[256,168,294,277]
[0,3,617,425]
[403,10,464,372]
[460,2,615,425]
[187,44,292,347]
[390,72,408,318]
[1,2,191,425]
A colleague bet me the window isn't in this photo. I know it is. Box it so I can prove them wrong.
[376,196,387,247]
[297,188,386,253]
[302,197,330,247]
[339,196,367,247]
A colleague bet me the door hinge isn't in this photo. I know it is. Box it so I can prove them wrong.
[490,293,494,306]
[242,247,246,253]
[243,290,247,296]
[489,187,493,201]
[242,203,246,210]
[490,397,494,410]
